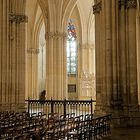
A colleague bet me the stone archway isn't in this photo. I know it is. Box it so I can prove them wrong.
[38,0,96,101]
[26,1,46,100]
[76,0,96,101]
[38,0,78,100]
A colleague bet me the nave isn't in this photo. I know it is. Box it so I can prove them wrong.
[0,0,140,139]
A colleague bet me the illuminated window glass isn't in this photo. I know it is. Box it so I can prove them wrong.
[67,19,77,74]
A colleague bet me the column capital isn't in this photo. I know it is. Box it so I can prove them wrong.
[45,31,67,40]
[81,43,95,49]
[27,48,40,54]
[126,0,137,9]
[118,0,137,9]
[81,71,95,81]
[92,1,102,14]
[118,0,125,7]
[9,13,28,23]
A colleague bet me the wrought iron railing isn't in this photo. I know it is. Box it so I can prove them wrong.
[25,99,96,116]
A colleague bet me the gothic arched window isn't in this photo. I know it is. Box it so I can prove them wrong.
[67,19,77,75]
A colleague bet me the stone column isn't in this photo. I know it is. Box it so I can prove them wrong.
[88,45,95,74]
[63,33,67,99]
[111,0,120,107]
[93,0,103,113]
[79,44,95,100]
[46,31,67,99]
[94,0,121,114]
[79,72,95,100]
[118,0,128,111]
[26,52,32,99]
[56,32,62,99]
[27,48,40,99]
[126,0,138,109]
[93,0,140,126]
[136,5,140,104]
[9,12,27,110]
[80,44,87,72]
[105,0,113,107]
[0,0,9,107]
[0,1,2,104]
[46,32,54,99]
[0,0,27,111]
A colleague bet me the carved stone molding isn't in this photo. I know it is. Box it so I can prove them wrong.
[9,13,28,23]
[81,72,95,81]
[79,72,96,98]
[126,0,137,8]
[45,31,67,40]
[118,0,125,7]
[92,1,102,14]
[27,48,40,54]
[81,43,95,49]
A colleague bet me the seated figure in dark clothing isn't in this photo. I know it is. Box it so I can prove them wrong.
[39,90,46,101]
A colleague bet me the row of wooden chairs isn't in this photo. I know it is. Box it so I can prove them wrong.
[0,111,112,140]
[0,111,47,139]
[46,113,112,140]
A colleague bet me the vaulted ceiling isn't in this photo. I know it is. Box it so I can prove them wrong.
[25,0,94,28]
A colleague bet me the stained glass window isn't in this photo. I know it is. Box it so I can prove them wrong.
[67,19,77,74]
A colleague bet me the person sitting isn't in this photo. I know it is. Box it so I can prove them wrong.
[39,90,46,101]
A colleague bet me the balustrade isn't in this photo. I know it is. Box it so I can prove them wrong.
[25,99,96,117]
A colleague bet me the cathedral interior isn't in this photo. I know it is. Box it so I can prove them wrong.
[0,0,140,139]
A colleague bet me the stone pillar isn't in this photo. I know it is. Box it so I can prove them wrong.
[0,1,2,104]
[46,32,54,99]
[88,45,95,74]
[118,0,128,111]
[80,44,94,73]
[9,9,27,110]
[94,0,140,126]
[0,0,9,107]
[105,0,113,107]
[46,31,67,99]
[111,0,120,108]
[79,44,95,100]
[126,0,138,109]
[81,44,88,72]
[56,32,65,99]
[79,72,96,100]
[27,48,40,99]
[93,0,103,113]
[0,0,27,111]
[136,4,140,104]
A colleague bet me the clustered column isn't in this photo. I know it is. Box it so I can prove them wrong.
[0,0,27,111]
[94,0,139,116]
[118,0,138,111]
[45,31,67,99]
[27,48,40,99]
[126,0,138,109]
[93,0,103,113]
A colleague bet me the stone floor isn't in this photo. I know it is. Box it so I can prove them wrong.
[103,127,140,140]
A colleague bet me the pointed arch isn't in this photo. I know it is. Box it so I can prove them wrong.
[26,0,46,99]
[62,0,78,31]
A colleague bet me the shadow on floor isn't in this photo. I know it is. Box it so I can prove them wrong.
[103,127,140,140]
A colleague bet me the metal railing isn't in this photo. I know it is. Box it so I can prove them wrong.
[25,99,96,116]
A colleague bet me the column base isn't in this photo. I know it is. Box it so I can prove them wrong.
[0,103,26,112]
[94,104,110,115]
[95,104,140,127]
